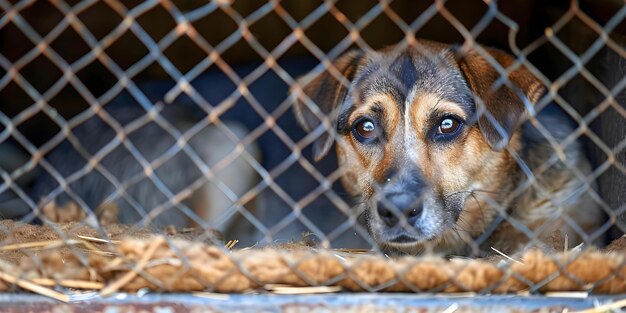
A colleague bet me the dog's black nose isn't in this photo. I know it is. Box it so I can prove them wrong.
[376,194,422,228]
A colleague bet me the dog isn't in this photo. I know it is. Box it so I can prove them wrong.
[0,103,261,236]
[293,39,604,256]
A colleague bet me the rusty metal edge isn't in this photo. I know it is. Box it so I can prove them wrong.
[0,293,623,313]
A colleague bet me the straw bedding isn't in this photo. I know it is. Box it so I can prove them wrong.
[1,219,626,299]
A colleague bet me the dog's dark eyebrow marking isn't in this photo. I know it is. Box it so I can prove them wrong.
[389,53,418,99]
[370,104,384,121]
[371,103,383,114]
[355,73,408,111]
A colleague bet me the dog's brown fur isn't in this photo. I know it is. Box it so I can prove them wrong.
[293,40,603,256]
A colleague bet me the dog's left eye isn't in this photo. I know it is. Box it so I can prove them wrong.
[433,115,463,142]
[352,118,378,143]
[438,117,461,134]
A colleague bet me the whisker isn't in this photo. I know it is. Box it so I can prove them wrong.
[470,189,502,195]
[443,189,503,200]
[443,191,470,199]
[469,191,487,231]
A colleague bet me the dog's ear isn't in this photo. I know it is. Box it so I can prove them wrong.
[293,50,366,161]
[457,47,545,151]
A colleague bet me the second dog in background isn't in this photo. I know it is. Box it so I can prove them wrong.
[2,104,260,237]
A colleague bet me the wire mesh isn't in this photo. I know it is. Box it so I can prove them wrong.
[0,0,625,297]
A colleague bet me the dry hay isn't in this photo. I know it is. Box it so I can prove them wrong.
[1,220,626,301]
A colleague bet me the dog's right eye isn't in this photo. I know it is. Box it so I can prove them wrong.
[352,118,378,143]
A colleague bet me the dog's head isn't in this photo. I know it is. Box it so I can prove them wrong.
[293,40,544,252]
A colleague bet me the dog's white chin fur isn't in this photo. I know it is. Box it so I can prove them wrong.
[372,216,469,255]
[370,203,453,241]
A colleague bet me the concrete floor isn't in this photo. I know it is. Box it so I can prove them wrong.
[0,293,623,313]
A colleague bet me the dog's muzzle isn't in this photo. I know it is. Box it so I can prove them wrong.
[377,193,423,228]
[374,168,428,243]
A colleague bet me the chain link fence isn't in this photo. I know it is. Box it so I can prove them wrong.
[0,0,625,302]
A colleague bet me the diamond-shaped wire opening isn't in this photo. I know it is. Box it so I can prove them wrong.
[74,59,118,99]
[76,1,123,41]
[18,57,59,93]
[358,7,407,45]
[134,4,177,43]
[48,26,91,64]
[103,31,151,71]
[247,10,293,52]
[0,82,31,118]
[162,35,209,74]
[17,1,64,38]
[15,111,60,148]
[303,8,351,52]
[190,8,238,48]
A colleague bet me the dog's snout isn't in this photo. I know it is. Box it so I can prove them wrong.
[382,166,425,190]
[377,193,423,228]
[384,168,399,182]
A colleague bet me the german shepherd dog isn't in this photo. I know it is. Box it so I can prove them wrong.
[293,40,603,256]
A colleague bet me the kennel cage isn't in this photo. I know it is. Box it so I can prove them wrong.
[0,0,625,311]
